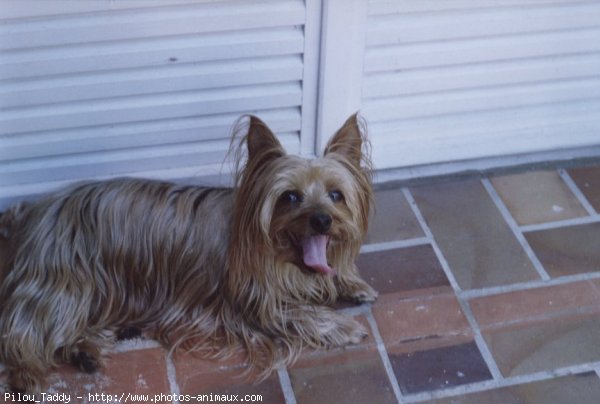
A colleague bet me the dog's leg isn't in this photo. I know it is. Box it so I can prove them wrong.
[289,305,368,347]
[335,267,378,304]
[8,365,45,395]
[314,308,368,345]
[69,340,103,374]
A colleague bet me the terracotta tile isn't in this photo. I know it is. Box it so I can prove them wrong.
[410,180,539,289]
[289,346,396,404]
[173,351,285,403]
[286,316,398,402]
[525,223,600,277]
[372,292,472,355]
[173,318,374,403]
[357,245,449,296]
[490,170,588,225]
[470,279,600,327]
[483,312,600,376]
[289,316,393,403]
[568,165,600,212]
[45,348,170,402]
[365,187,424,244]
[431,372,600,404]
[390,341,492,394]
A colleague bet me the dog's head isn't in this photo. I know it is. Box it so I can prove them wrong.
[231,114,373,276]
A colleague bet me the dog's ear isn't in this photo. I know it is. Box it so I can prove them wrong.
[324,113,364,166]
[246,115,285,163]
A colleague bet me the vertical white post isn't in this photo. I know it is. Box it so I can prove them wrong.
[316,0,368,153]
[300,0,323,156]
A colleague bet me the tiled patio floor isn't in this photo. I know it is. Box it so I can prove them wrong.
[3,162,600,403]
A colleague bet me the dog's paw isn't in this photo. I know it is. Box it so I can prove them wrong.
[71,351,100,374]
[335,317,368,346]
[341,281,378,304]
[349,285,379,304]
[317,313,368,346]
[346,320,369,344]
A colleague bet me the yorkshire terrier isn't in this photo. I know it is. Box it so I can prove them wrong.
[0,114,377,393]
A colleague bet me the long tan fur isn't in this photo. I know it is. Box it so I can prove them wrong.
[0,114,377,393]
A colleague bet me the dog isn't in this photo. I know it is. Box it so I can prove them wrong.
[0,114,377,393]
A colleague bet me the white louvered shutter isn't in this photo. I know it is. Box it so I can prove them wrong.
[362,0,600,171]
[0,0,319,209]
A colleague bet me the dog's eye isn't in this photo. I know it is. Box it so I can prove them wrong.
[329,190,344,203]
[281,191,303,204]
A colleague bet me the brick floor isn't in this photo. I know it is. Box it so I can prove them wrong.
[3,162,600,403]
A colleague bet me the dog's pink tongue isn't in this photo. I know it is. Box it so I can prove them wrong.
[302,235,334,275]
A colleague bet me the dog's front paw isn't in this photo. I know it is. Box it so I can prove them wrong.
[346,320,369,344]
[317,312,368,346]
[340,280,378,304]
[348,283,379,304]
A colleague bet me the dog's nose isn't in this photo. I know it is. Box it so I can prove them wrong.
[310,212,332,234]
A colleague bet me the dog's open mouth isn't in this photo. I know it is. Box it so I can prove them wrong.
[301,234,335,276]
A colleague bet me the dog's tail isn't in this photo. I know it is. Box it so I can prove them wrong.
[0,202,29,239]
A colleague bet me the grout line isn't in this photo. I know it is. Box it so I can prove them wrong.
[402,188,503,381]
[559,168,598,216]
[454,297,503,380]
[277,367,297,404]
[165,353,181,404]
[401,188,462,292]
[481,179,551,281]
[404,359,600,402]
[403,379,500,403]
[337,302,372,317]
[462,270,600,299]
[480,304,600,332]
[360,237,430,253]
[520,215,600,233]
[366,309,405,404]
